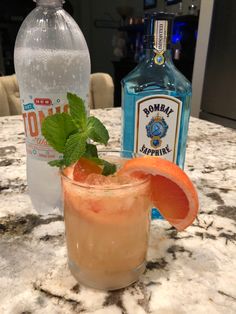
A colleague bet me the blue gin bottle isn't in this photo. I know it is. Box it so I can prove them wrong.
[121,12,192,169]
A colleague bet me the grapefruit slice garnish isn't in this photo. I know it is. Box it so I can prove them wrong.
[73,158,102,182]
[118,156,199,231]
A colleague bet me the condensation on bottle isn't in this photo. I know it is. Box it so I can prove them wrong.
[14,0,91,215]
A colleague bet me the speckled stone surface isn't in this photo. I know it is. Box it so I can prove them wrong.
[0,109,236,314]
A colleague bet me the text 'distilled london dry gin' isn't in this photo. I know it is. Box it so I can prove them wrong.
[121,12,192,169]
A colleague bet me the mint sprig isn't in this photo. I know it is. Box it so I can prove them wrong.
[41,93,116,176]
[83,143,98,158]
[87,116,109,145]
[41,112,77,153]
[88,157,117,176]
[64,132,87,166]
[67,93,87,131]
[48,159,65,167]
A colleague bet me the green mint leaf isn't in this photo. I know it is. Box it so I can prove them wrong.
[67,92,87,130]
[83,143,98,158]
[42,112,77,153]
[101,160,117,176]
[87,157,116,176]
[42,92,112,169]
[64,133,87,166]
[48,159,65,168]
[86,116,109,145]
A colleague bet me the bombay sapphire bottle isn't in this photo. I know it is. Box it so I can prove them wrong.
[121,12,192,169]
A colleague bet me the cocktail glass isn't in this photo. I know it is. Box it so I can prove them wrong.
[61,151,152,290]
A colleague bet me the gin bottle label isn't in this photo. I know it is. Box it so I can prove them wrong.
[134,95,182,163]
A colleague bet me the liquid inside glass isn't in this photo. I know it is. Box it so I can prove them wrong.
[61,153,152,290]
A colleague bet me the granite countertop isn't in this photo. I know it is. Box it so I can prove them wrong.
[0,109,236,314]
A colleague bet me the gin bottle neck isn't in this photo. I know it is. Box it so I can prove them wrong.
[143,13,174,65]
[35,0,63,7]
[145,49,173,64]
[145,49,173,66]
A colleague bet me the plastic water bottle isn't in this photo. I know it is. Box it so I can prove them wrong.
[14,0,90,215]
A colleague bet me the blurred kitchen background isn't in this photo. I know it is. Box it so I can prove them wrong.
[0,0,235,128]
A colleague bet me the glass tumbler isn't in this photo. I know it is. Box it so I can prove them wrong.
[61,151,152,290]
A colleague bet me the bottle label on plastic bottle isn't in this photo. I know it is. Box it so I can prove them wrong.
[21,95,68,161]
[134,95,182,163]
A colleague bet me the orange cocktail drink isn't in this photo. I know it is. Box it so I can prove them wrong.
[42,93,199,292]
[61,153,152,290]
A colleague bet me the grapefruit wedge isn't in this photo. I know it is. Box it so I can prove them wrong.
[118,156,199,231]
[73,158,102,182]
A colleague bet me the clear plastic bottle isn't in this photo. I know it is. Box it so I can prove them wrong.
[14,0,90,215]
